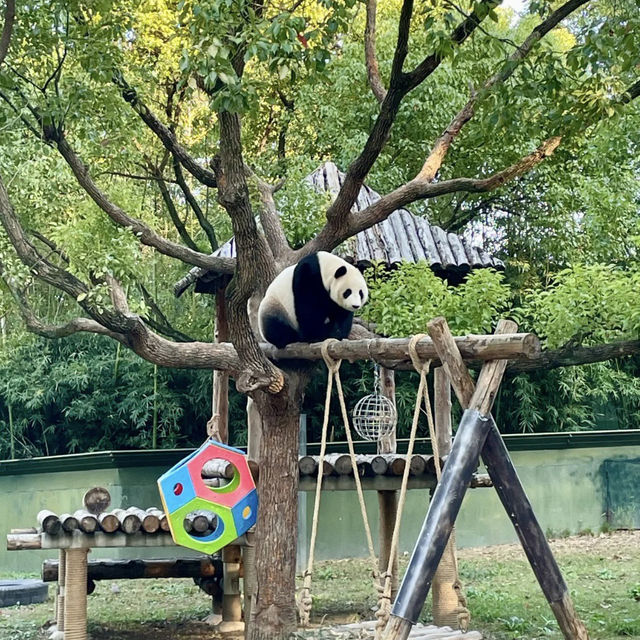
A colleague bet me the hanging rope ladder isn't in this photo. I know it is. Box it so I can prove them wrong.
[298,336,469,636]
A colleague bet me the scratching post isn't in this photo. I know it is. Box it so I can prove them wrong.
[243,529,257,631]
[64,548,89,640]
[55,548,66,632]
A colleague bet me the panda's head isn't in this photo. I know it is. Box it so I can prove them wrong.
[328,262,368,312]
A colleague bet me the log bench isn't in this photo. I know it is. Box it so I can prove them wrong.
[7,528,247,640]
[41,556,223,595]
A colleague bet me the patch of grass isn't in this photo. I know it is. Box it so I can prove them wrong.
[1,532,639,640]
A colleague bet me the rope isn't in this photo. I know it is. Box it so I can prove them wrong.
[297,340,337,626]
[375,335,430,638]
[298,339,380,627]
[298,335,467,633]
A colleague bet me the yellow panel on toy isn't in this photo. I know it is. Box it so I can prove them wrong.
[157,439,258,553]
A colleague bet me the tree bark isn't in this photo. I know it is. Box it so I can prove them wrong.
[249,374,306,640]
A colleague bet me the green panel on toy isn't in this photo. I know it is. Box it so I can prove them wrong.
[167,496,239,551]
[157,439,258,554]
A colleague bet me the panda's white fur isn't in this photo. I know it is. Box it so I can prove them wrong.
[258,252,368,348]
[260,262,299,331]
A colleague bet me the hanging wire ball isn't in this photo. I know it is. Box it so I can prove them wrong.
[352,392,397,441]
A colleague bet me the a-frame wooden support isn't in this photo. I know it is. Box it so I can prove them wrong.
[383,318,589,640]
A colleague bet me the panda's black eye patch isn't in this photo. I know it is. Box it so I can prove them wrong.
[334,266,347,278]
[359,290,364,299]
[343,289,352,299]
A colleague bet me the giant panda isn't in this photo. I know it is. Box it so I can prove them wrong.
[258,251,368,349]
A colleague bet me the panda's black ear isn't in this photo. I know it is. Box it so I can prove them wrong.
[334,266,347,278]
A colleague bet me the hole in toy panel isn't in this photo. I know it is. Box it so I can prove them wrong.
[183,510,219,538]
[201,457,238,493]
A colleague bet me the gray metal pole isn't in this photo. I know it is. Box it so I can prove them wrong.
[391,409,491,623]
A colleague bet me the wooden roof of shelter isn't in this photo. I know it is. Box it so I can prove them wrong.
[174,162,504,297]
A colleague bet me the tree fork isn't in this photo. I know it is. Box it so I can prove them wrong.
[215,111,282,393]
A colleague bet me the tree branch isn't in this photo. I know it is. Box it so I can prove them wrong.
[0,0,15,66]
[404,0,501,91]
[0,90,42,138]
[138,282,195,342]
[622,78,640,103]
[250,172,291,261]
[309,0,632,252]
[113,73,218,188]
[215,111,283,393]
[155,169,200,251]
[318,0,496,236]
[508,339,640,374]
[365,0,387,103]
[172,154,219,251]
[100,170,178,184]
[389,0,414,83]
[7,287,127,342]
[345,136,562,237]
[418,0,591,183]
[29,229,69,263]
[0,172,89,301]
[51,131,234,273]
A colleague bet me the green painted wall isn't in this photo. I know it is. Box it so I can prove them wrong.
[304,445,640,561]
[0,452,201,574]
[1,434,639,574]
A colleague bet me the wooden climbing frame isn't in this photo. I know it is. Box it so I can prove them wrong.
[382,318,589,640]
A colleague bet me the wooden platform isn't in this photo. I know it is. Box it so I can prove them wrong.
[297,620,482,640]
[297,454,491,492]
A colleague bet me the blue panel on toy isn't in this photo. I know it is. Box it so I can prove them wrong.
[158,462,197,513]
[231,489,258,533]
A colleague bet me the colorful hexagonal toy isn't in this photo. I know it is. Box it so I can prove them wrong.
[157,439,258,553]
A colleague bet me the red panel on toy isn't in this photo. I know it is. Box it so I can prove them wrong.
[186,441,256,508]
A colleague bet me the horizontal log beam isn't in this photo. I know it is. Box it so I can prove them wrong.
[42,557,221,582]
[262,332,539,367]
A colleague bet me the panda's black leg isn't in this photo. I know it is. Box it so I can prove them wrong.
[261,316,301,349]
[332,314,354,340]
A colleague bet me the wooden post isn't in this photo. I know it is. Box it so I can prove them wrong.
[64,548,88,640]
[243,529,257,632]
[431,367,469,630]
[426,317,589,640]
[433,368,452,458]
[377,367,399,600]
[210,286,230,444]
[383,320,515,640]
[216,545,244,634]
[55,549,66,634]
[297,414,308,571]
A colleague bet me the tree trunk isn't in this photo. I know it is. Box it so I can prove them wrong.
[249,373,306,640]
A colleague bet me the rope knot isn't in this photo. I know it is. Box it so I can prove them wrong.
[321,338,341,372]
[408,334,431,373]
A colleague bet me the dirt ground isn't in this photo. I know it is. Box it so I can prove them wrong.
[458,528,640,561]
